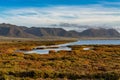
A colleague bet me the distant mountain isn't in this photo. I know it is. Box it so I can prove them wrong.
[24,27,72,37]
[0,23,119,38]
[0,23,37,38]
[79,28,120,37]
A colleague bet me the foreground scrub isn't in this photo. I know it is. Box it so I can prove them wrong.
[0,45,119,80]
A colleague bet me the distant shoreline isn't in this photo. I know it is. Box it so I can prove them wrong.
[0,36,120,42]
[78,37,120,40]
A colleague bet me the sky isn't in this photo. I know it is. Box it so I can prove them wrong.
[0,0,120,31]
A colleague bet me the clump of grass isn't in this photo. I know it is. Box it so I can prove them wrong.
[0,41,119,79]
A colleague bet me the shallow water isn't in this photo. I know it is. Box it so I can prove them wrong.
[23,46,71,54]
[22,40,120,54]
[61,40,120,46]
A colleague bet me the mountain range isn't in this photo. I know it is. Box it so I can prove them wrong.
[0,23,120,38]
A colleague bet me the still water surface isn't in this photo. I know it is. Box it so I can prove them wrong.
[23,40,120,54]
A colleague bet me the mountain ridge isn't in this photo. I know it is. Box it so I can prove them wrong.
[0,23,120,38]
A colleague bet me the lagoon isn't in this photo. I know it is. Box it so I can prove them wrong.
[22,40,120,54]
[62,40,120,46]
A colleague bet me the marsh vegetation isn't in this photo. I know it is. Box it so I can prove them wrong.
[0,40,119,80]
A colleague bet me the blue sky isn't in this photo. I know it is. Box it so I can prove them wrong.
[0,0,120,7]
[0,0,120,31]
[0,0,100,7]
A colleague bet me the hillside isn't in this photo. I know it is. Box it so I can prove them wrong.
[0,23,37,38]
[0,23,120,38]
[79,28,120,37]
[24,27,72,37]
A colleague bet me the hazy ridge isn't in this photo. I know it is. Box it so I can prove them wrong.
[0,23,120,39]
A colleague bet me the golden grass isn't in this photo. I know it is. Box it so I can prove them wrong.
[0,40,119,80]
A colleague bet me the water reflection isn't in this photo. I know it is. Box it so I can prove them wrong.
[23,46,71,54]
[20,40,120,54]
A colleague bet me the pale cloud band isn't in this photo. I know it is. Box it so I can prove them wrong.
[0,4,120,31]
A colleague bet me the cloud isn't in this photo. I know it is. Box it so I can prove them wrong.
[0,4,120,31]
